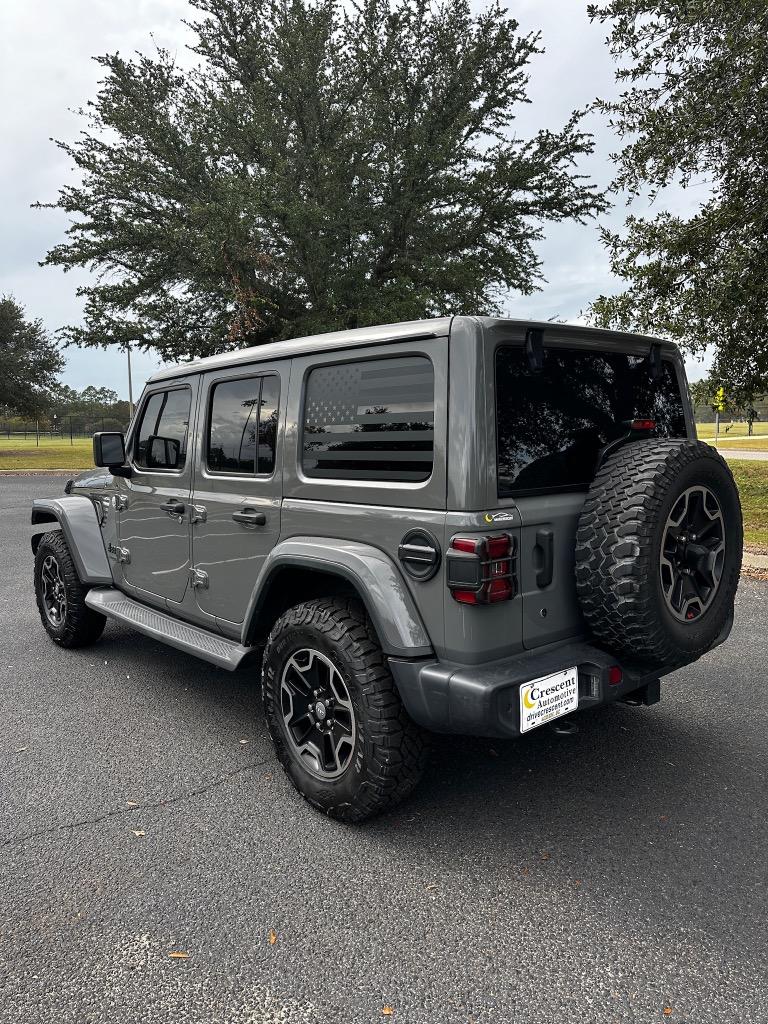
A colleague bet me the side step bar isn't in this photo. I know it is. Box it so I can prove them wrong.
[85,588,252,671]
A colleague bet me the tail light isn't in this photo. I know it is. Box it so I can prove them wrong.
[447,533,517,604]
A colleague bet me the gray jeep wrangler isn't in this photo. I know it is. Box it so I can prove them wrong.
[31,317,742,821]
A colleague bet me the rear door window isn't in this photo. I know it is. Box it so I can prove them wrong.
[207,374,280,476]
[301,355,434,481]
[496,346,687,496]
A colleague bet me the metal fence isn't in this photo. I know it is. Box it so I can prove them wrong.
[1,419,129,444]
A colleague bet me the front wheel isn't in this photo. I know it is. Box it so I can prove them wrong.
[34,531,106,648]
[262,597,428,822]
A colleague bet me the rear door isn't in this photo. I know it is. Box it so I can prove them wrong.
[118,381,197,603]
[190,364,284,626]
[493,340,688,650]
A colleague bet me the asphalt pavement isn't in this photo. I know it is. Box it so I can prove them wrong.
[1,476,766,1024]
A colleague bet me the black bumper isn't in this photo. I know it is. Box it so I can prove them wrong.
[388,639,666,739]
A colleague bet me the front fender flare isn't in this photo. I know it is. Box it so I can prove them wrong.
[31,496,112,585]
[245,537,433,658]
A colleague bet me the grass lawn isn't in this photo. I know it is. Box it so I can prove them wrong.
[729,460,768,548]
[696,421,768,439]
[0,437,94,471]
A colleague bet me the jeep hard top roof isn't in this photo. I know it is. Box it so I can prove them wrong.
[147,315,673,383]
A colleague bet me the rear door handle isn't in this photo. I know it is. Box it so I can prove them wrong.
[160,499,185,516]
[232,508,266,527]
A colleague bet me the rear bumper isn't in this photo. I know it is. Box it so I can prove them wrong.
[388,640,666,739]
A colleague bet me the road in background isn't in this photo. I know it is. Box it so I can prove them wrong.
[1,477,766,1023]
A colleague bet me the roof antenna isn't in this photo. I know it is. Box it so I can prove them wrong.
[525,327,545,372]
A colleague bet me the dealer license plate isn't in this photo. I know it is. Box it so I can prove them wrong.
[519,666,579,734]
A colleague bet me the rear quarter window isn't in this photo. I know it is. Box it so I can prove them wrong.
[496,346,687,496]
[301,355,435,482]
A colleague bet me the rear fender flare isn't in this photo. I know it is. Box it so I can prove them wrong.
[31,496,112,585]
[244,538,433,658]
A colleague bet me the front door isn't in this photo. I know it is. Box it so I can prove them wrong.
[190,366,283,625]
[118,380,198,603]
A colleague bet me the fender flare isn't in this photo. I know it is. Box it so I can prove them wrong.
[31,496,113,585]
[244,537,433,658]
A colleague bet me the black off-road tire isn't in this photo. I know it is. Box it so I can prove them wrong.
[34,531,106,648]
[262,597,428,823]
[575,440,742,666]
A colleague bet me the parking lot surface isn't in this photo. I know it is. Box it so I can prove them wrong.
[1,476,766,1023]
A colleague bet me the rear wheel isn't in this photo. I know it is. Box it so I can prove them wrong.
[262,597,427,822]
[34,531,106,648]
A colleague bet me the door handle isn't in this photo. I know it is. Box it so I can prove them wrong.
[232,508,266,527]
[160,499,186,516]
[534,529,554,588]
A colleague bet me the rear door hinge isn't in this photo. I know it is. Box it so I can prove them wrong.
[108,543,131,564]
[189,567,209,589]
[190,504,207,524]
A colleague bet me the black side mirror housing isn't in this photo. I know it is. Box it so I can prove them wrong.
[93,432,131,477]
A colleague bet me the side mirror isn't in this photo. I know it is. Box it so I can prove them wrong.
[148,435,181,469]
[93,431,131,477]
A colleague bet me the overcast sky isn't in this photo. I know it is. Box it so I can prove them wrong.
[0,0,709,399]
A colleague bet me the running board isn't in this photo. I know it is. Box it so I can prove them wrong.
[85,588,251,670]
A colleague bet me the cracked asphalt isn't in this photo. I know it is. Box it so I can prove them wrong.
[1,476,767,1024]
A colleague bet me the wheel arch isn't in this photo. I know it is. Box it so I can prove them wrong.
[243,538,433,658]
[30,497,112,585]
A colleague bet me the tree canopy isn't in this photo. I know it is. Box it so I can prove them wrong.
[0,296,64,417]
[39,0,607,361]
[587,1,768,401]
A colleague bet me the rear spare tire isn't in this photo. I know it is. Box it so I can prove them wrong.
[575,440,742,666]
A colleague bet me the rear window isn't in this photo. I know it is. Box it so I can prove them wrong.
[496,346,687,496]
[302,355,434,481]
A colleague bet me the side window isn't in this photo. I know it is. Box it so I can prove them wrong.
[207,374,280,475]
[302,355,434,482]
[135,387,191,471]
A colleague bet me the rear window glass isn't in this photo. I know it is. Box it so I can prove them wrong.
[302,356,434,481]
[496,346,687,496]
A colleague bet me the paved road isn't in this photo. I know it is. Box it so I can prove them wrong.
[718,448,768,461]
[1,477,766,1024]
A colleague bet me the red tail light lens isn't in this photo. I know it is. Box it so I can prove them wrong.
[631,418,656,432]
[608,665,623,686]
[447,533,516,604]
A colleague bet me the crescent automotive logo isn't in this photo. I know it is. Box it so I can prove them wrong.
[522,689,536,710]
[484,510,516,524]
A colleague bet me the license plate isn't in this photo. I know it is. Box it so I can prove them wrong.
[519,666,579,734]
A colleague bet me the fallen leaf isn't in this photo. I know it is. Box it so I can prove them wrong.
[15,747,28,753]
[574,879,582,886]
[126,800,139,808]
[659,815,669,823]
[425,883,438,891]
[382,1008,394,1017]
[131,830,145,837]
[521,867,529,876]
[662,1009,672,1017]
[540,852,551,861]
[268,929,277,945]
[239,739,249,745]
[169,951,189,959]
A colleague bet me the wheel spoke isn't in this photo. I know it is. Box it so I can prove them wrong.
[659,485,725,623]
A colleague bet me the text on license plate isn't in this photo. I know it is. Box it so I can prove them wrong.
[519,666,579,734]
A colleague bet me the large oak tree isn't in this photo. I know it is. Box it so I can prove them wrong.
[39,0,607,361]
[588,1,768,401]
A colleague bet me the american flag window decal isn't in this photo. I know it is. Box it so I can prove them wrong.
[302,356,435,481]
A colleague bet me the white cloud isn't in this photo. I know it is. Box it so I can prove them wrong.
[0,0,709,395]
